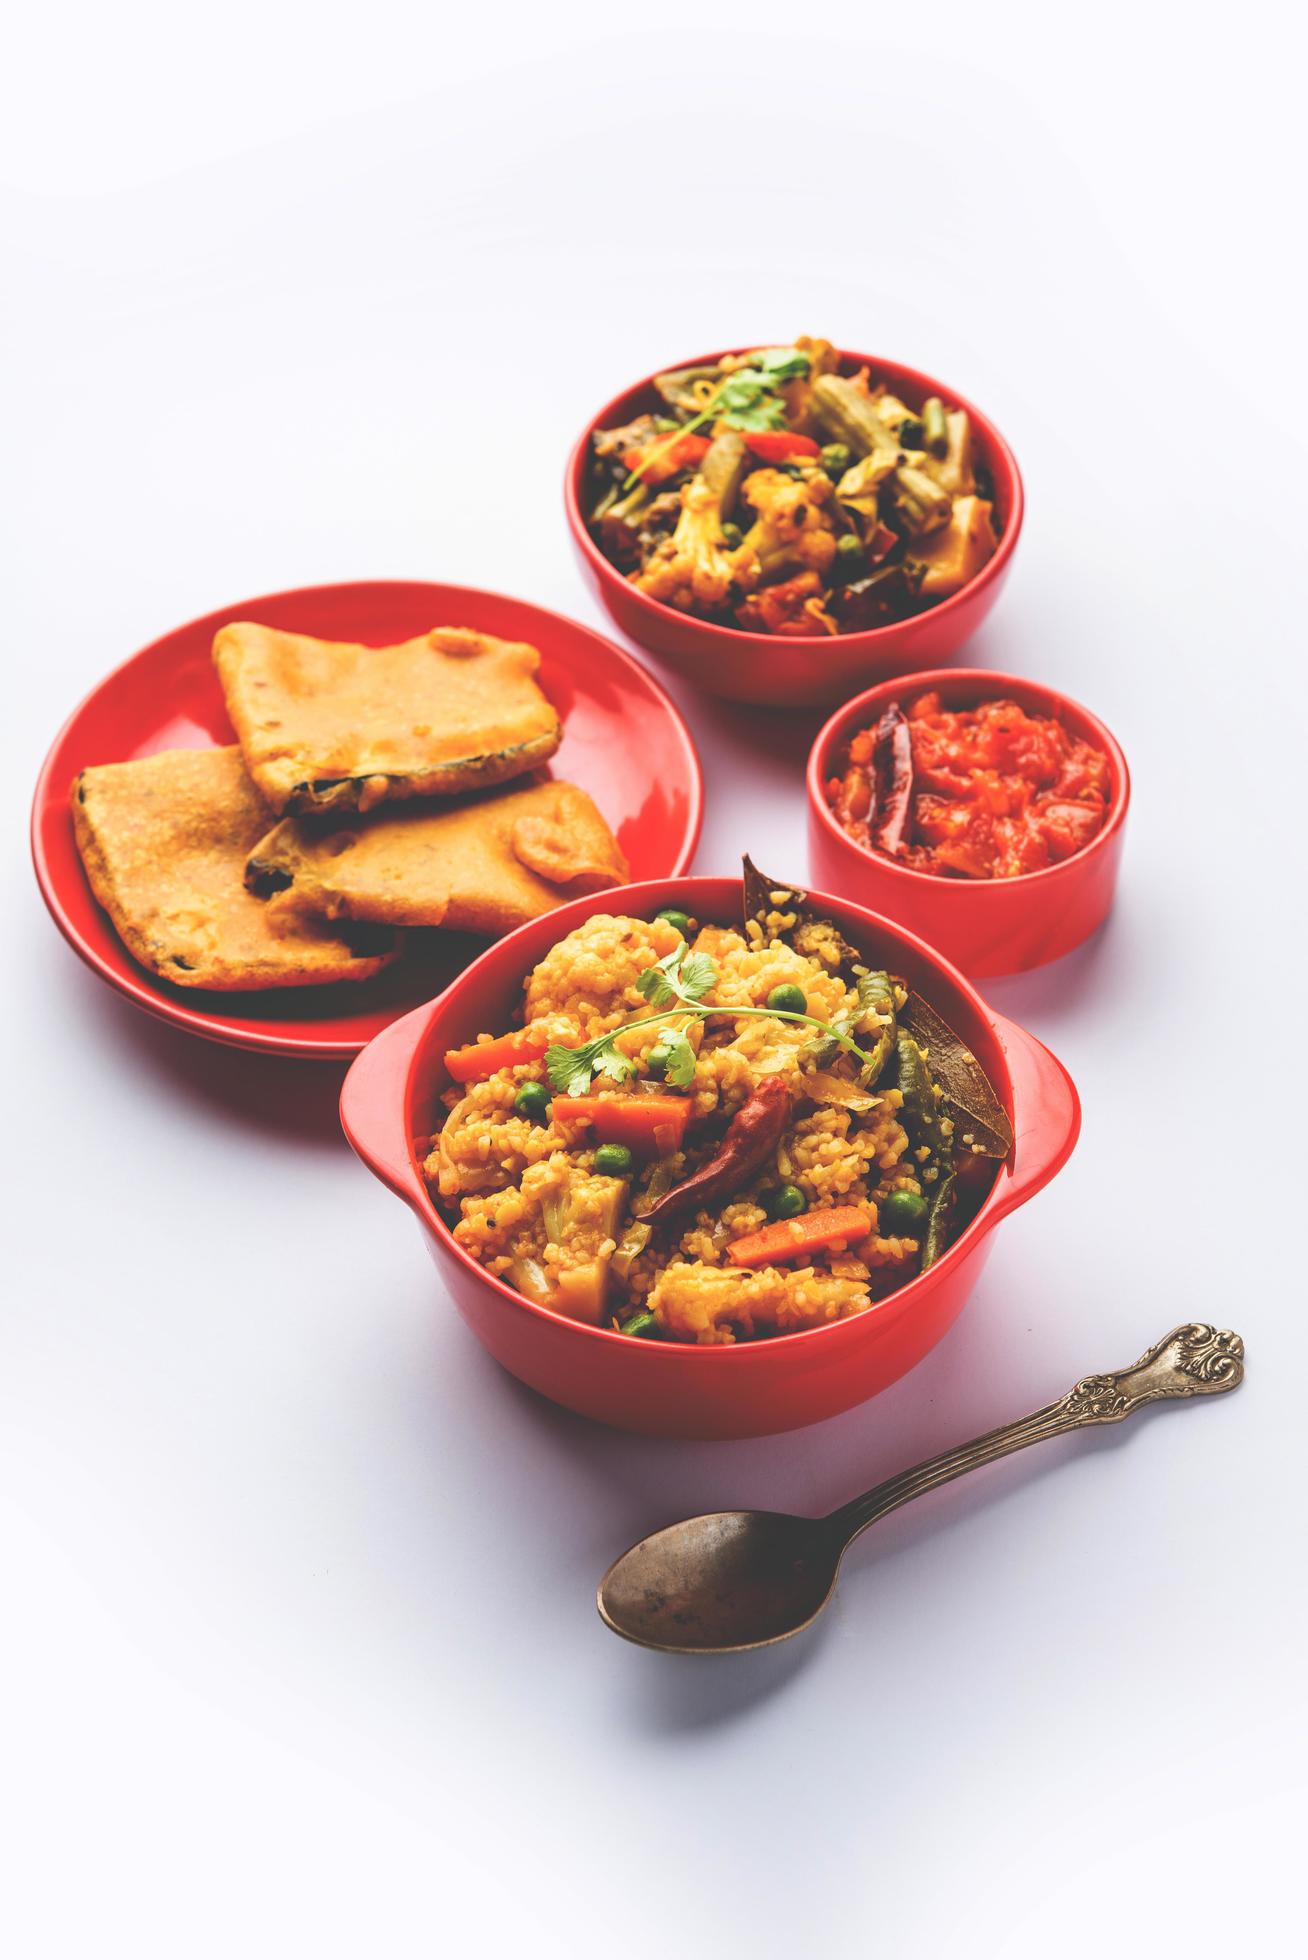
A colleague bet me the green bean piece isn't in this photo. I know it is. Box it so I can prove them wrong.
[700,429,749,517]
[512,1081,551,1124]
[619,1310,659,1339]
[879,1188,928,1235]
[895,1031,948,1158]
[766,983,808,1016]
[595,1143,634,1178]
[764,1184,807,1221]
[590,479,622,523]
[893,465,952,535]
[922,397,949,458]
[921,1169,956,1271]
[811,375,903,459]
[855,970,898,1084]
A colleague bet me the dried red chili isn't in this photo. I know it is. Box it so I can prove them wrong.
[870,704,914,856]
[637,1077,792,1225]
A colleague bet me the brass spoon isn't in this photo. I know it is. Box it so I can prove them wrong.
[598,1323,1244,1655]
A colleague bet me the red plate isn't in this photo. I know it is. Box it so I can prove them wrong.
[31,580,704,1059]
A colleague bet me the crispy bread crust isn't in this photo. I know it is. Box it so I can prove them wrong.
[71,747,401,990]
[246,778,630,937]
[213,622,563,816]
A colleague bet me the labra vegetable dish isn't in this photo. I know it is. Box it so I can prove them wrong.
[428,859,1013,1344]
[584,338,1001,637]
[824,689,1111,879]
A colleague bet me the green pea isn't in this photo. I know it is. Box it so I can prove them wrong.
[512,1081,550,1123]
[594,1143,634,1178]
[619,1310,658,1339]
[646,1041,672,1078]
[898,415,926,449]
[764,1184,807,1221]
[766,983,808,1016]
[721,522,744,548]
[820,441,852,479]
[880,1188,928,1234]
[833,532,865,584]
[655,907,692,938]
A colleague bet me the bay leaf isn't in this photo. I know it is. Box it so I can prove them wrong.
[901,992,1014,1159]
[740,855,860,970]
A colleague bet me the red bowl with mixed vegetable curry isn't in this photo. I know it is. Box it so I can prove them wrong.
[339,875,1079,1439]
[807,671,1130,979]
[564,343,1024,709]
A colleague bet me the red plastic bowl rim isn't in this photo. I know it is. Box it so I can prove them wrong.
[29,578,706,1058]
[357,872,1071,1365]
[564,342,1025,653]
[807,667,1131,893]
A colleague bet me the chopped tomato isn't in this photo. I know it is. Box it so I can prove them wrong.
[742,431,821,462]
[621,432,711,486]
[825,694,1111,879]
[736,571,829,636]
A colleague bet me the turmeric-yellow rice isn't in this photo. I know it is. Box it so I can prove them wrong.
[426,907,964,1346]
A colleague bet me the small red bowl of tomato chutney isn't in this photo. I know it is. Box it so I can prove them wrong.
[807,669,1130,978]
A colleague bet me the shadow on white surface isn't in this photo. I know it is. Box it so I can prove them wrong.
[50,945,352,1151]
[594,1386,1239,1737]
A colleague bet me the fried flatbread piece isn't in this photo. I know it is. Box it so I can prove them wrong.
[72,747,401,990]
[213,622,563,816]
[246,778,630,936]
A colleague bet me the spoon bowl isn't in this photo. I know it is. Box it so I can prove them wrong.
[598,1324,1245,1656]
[598,1511,841,1654]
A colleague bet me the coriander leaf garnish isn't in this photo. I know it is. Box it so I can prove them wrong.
[706,370,790,433]
[593,1046,636,1087]
[654,1029,697,1088]
[545,1042,590,1096]
[677,949,716,1001]
[636,943,716,1009]
[635,950,681,1009]
[755,347,812,385]
[544,936,882,1098]
[623,349,812,485]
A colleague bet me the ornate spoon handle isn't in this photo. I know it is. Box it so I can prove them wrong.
[828,1323,1244,1545]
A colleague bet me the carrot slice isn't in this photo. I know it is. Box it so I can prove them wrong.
[552,1095,691,1156]
[727,1206,873,1269]
[444,1028,549,1083]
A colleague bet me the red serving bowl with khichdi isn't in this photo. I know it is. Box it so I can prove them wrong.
[340,876,1079,1439]
[564,346,1024,710]
[807,670,1130,979]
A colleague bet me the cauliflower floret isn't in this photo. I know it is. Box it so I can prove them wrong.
[648,1260,869,1345]
[739,468,838,580]
[634,475,753,612]
[522,912,683,1038]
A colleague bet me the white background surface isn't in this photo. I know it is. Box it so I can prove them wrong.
[4,6,1304,1955]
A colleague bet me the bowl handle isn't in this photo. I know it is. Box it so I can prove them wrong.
[339,1002,434,1213]
[985,1012,1081,1223]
